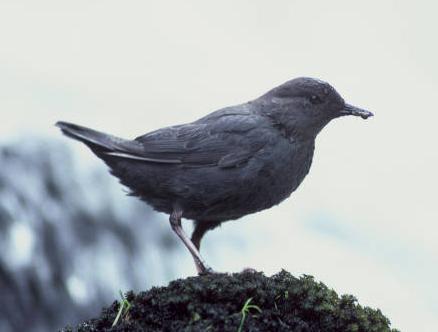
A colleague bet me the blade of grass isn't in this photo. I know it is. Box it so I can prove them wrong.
[112,290,131,327]
[237,298,262,332]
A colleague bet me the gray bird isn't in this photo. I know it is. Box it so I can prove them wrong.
[56,77,373,274]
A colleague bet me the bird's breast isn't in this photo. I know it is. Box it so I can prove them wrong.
[248,138,315,210]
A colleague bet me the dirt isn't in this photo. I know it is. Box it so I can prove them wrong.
[62,270,399,332]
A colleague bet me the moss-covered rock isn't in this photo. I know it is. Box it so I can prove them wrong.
[63,270,399,332]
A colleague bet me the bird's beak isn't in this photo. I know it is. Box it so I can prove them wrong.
[340,103,374,119]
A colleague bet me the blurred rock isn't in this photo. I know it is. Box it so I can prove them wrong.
[0,138,177,332]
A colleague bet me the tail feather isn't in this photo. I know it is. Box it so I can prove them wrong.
[55,121,144,155]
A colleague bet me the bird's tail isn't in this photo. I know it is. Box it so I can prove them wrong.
[55,121,144,156]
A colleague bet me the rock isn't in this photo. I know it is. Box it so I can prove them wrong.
[64,270,399,332]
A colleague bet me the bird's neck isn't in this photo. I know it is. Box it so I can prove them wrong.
[255,101,329,141]
[269,112,323,141]
[272,119,317,141]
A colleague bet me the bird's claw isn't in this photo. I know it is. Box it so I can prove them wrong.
[198,266,215,275]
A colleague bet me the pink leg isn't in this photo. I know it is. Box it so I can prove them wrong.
[169,210,213,274]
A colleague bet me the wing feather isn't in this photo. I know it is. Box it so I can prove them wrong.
[111,109,272,168]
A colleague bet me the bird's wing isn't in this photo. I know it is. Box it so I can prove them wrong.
[130,110,271,168]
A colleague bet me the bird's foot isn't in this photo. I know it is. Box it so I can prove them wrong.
[196,260,215,275]
[198,266,216,275]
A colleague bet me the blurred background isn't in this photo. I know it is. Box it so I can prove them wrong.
[0,1,437,331]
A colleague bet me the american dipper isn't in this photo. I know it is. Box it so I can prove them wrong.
[56,77,373,274]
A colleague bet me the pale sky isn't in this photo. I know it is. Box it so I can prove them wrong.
[1,1,437,330]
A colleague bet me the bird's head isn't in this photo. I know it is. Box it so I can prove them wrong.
[258,77,373,139]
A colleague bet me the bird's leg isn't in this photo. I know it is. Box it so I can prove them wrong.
[191,220,221,251]
[169,210,213,275]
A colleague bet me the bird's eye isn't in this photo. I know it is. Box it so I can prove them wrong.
[309,95,323,104]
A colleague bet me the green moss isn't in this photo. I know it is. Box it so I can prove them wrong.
[62,270,399,332]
